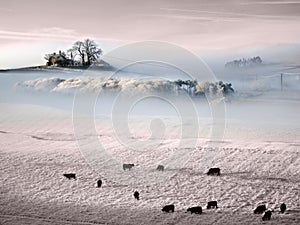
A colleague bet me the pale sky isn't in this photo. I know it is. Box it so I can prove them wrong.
[1,0,300,68]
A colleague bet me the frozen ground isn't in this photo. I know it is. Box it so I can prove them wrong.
[0,100,299,225]
[0,65,300,224]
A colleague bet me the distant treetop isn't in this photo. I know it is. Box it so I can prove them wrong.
[225,56,262,68]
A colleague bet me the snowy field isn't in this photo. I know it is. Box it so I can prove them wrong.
[0,66,300,225]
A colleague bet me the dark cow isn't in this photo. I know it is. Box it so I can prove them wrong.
[254,204,267,214]
[187,206,202,214]
[63,173,76,180]
[207,201,218,209]
[262,210,272,221]
[207,168,220,176]
[280,203,286,214]
[97,179,102,188]
[134,191,140,200]
[162,204,175,213]
[157,165,164,171]
[123,163,134,170]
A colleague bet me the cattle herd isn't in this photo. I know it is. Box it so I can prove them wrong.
[63,165,288,221]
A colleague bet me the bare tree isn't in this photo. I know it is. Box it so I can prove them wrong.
[83,39,102,65]
[69,41,85,65]
[68,39,102,66]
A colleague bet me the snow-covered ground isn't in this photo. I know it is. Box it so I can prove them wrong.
[0,65,300,224]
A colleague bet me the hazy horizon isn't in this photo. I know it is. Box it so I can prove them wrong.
[1,0,300,68]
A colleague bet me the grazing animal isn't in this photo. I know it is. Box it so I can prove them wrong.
[254,204,267,214]
[207,201,218,209]
[262,210,272,221]
[63,173,76,180]
[280,203,286,213]
[162,204,175,213]
[207,168,221,176]
[187,206,202,214]
[157,165,164,171]
[97,179,102,188]
[134,191,139,200]
[123,163,134,170]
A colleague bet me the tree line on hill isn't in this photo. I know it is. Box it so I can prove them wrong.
[225,56,262,68]
[45,39,102,67]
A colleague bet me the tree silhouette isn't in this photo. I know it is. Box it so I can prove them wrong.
[68,39,102,66]
[83,39,102,65]
[69,41,85,65]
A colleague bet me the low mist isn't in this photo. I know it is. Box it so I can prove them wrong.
[1,52,299,144]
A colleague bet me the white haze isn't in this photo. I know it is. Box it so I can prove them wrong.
[0,61,297,144]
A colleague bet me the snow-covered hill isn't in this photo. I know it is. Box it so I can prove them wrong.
[0,103,299,225]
